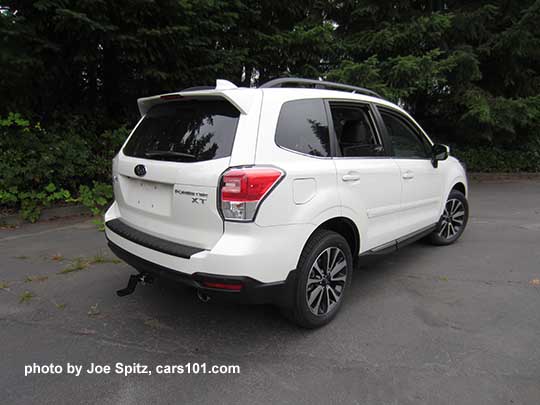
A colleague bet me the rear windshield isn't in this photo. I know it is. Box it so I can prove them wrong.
[123,99,240,162]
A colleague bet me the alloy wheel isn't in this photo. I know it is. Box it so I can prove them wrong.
[305,247,348,316]
[439,198,465,240]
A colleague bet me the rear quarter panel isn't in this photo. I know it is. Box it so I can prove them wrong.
[253,90,340,228]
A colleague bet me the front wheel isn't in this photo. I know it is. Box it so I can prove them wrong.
[428,190,469,245]
[286,230,353,328]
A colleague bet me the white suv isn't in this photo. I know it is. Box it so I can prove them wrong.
[105,78,468,328]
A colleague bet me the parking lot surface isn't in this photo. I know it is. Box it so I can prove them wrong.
[1,179,539,404]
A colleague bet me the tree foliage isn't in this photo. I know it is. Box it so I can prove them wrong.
[1,0,539,145]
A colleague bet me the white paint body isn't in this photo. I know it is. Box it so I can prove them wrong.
[105,85,467,283]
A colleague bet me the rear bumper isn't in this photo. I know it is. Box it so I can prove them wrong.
[108,240,297,307]
[105,201,313,284]
[106,218,204,259]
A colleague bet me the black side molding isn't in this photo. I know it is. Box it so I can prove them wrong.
[105,219,204,259]
[363,223,437,256]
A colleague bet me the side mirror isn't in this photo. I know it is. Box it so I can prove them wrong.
[431,144,449,168]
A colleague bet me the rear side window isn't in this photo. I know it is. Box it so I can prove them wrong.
[123,99,240,162]
[275,99,330,157]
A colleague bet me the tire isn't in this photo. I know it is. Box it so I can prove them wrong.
[428,189,469,245]
[286,230,353,328]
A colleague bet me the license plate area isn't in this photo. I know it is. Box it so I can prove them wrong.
[124,177,172,216]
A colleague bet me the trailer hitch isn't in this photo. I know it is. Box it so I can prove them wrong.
[116,273,153,297]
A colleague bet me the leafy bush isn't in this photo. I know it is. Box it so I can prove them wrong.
[1,113,91,194]
[452,144,540,173]
[78,182,114,216]
[0,183,72,222]
[78,182,114,230]
[0,113,128,222]
[0,112,128,192]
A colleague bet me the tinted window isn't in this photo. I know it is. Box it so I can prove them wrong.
[275,99,330,157]
[123,100,240,162]
[380,110,430,158]
[330,103,383,157]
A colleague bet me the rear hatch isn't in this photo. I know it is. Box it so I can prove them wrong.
[113,96,244,249]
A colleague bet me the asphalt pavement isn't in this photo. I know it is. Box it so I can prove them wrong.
[1,179,539,404]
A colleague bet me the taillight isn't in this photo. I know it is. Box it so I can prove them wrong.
[219,167,284,221]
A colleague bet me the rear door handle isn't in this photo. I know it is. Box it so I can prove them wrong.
[402,171,414,180]
[342,174,361,182]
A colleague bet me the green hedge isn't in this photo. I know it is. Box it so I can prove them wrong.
[452,144,540,173]
[0,113,129,222]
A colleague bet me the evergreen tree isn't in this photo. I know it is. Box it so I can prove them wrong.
[1,0,539,146]
[326,0,540,146]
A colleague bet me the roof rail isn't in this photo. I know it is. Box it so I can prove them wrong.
[259,77,383,99]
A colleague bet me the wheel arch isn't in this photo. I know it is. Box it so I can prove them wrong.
[305,216,360,261]
[438,177,468,217]
[451,181,467,197]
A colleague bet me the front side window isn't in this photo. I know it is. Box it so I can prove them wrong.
[275,99,330,157]
[123,99,240,162]
[379,109,430,159]
[329,103,383,157]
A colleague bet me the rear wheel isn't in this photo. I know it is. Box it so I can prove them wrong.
[286,230,352,328]
[428,190,469,245]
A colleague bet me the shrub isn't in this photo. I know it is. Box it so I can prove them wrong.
[0,183,72,222]
[0,113,128,222]
[452,143,540,173]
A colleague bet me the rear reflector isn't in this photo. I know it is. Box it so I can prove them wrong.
[202,281,243,291]
[220,167,284,221]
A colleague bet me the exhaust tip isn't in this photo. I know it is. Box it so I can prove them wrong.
[197,289,211,303]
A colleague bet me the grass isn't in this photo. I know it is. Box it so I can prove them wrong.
[55,303,66,310]
[15,255,29,260]
[57,252,121,275]
[59,257,90,274]
[0,281,9,289]
[25,275,48,283]
[19,290,34,303]
[89,251,121,265]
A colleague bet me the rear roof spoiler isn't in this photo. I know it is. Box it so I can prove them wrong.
[137,80,255,116]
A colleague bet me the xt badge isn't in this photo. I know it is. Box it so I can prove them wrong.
[174,188,208,205]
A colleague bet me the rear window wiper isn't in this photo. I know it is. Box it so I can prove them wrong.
[144,151,197,160]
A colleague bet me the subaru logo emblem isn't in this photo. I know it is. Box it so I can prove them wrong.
[134,164,146,177]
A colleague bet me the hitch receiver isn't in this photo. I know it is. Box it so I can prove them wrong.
[116,273,153,297]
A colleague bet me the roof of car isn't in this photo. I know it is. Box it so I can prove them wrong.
[137,78,404,117]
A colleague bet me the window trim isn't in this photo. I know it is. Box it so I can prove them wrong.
[324,99,391,160]
[273,98,334,160]
[376,105,433,160]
